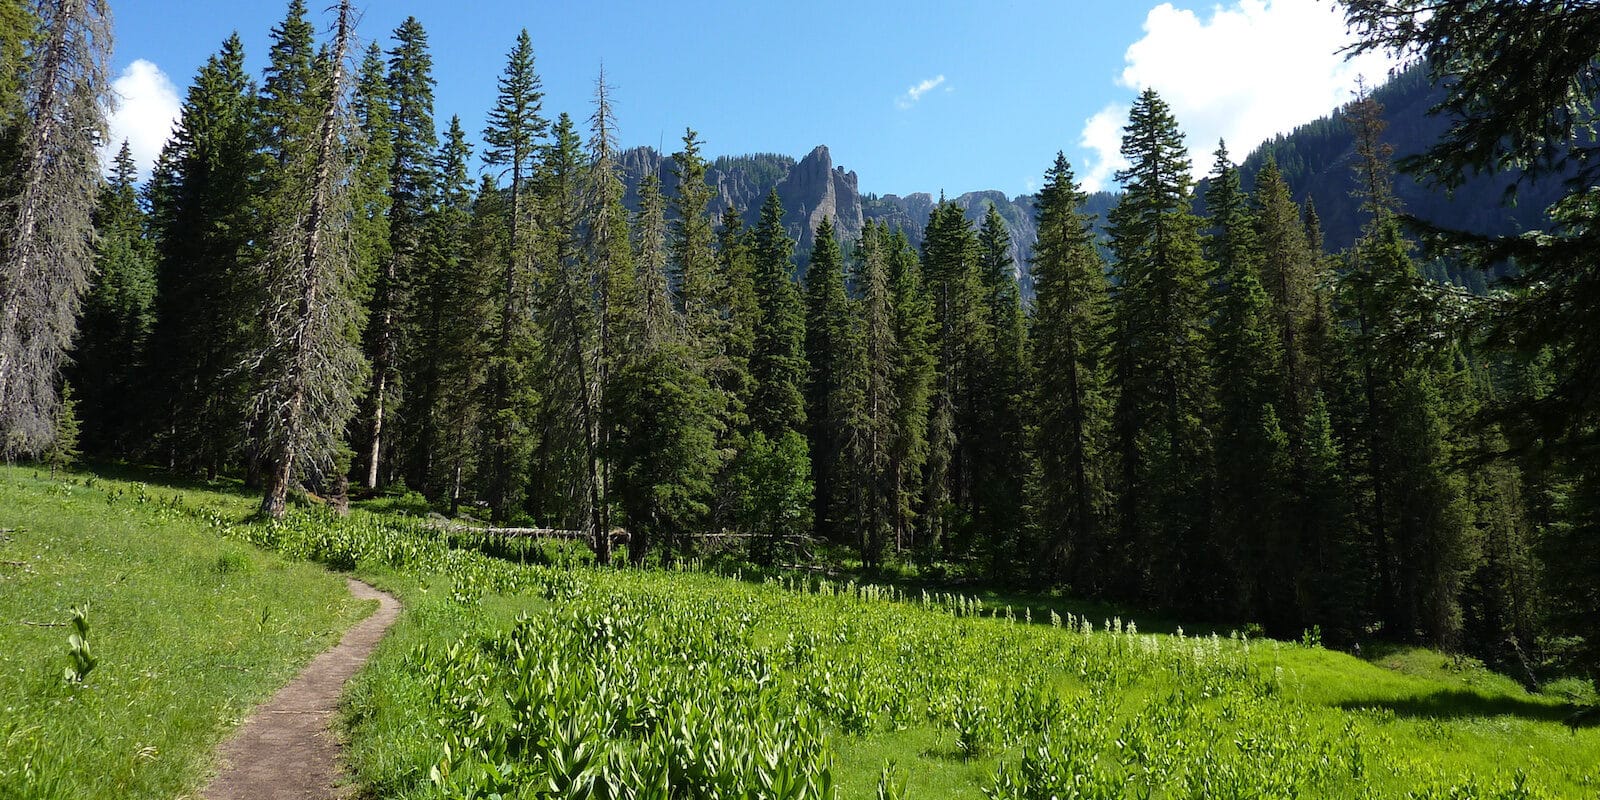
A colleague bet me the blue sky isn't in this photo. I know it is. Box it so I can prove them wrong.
[104,0,1399,196]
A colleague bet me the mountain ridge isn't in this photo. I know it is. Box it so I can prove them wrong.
[617,65,1552,291]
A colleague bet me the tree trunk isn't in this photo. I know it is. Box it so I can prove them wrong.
[332,470,350,517]
[261,452,291,518]
[366,371,385,488]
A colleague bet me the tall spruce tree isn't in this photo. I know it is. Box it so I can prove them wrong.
[854,220,899,568]
[258,0,315,161]
[1106,89,1213,602]
[669,129,719,332]
[1339,0,1600,680]
[359,15,437,489]
[585,70,633,561]
[714,206,758,435]
[145,35,266,475]
[349,43,392,311]
[1253,157,1316,427]
[920,200,987,556]
[72,142,156,457]
[1028,153,1115,589]
[477,29,546,520]
[1208,157,1292,622]
[975,202,1029,570]
[528,112,597,531]
[886,229,936,553]
[804,216,859,545]
[1343,91,1473,644]
[253,0,366,518]
[1205,145,1294,622]
[1300,392,1365,641]
[417,119,484,510]
[0,0,109,458]
[632,175,672,341]
[346,43,391,486]
[609,171,717,563]
[749,189,807,440]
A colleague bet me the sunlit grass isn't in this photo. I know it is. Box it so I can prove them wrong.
[0,465,366,799]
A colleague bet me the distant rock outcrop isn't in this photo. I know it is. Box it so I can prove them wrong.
[617,144,1065,290]
[775,146,863,253]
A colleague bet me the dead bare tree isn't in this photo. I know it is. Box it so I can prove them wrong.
[255,0,367,518]
[0,0,110,458]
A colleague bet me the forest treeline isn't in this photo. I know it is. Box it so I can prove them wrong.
[0,0,1595,686]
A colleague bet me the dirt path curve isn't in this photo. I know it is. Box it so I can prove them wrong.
[201,578,400,800]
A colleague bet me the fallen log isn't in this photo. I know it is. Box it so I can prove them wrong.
[427,520,631,545]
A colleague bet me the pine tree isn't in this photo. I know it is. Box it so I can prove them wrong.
[346,42,392,485]
[386,16,437,242]
[72,141,156,456]
[450,175,509,509]
[585,69,632,561]
[44,381,79,474]
[748,189,807,441]
[1208,203,1292,621]
[1343,93,1474,643]
[1204,145,1296,622]
[477,29,546,520]
[1106,89,1213,602]
[714,205,758,434]
[632,175,672,340]
[254,0,367,518]
[0,0,109,458]
[1456,362,1540,681]
[349,43,392,308]
[528,112,597,532]
[609,171,717,563]
[386,16,439,483]
[727,429,813,565]
[1253,156,1316,426]
[1202,143,1259,281]
[145,35,266,475]
[854,221,899,568]
[1336,3,1600,678]
[670,129,719,338]
[359,15,438,489]
[886,230,936,554]
[607,333,718,563]
[417,119,483,511]
[1028,153,1115,590]
[804,216,859,545]
[975,202,1028,570]
[1300,393,1365,643]
[920,200,987,556]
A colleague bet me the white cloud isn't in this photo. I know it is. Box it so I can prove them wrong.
[1078,0,1403,191]
[896,74,946,110]
[102,59,181,181]
[1080,103,1130,193]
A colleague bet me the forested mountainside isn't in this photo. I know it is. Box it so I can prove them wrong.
[1234,64,1567,255]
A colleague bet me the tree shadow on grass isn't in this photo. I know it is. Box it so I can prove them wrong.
[77,459,248,496]
[1337,690,1581,726]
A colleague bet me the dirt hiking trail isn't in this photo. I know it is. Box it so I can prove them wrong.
[201,578,400,800]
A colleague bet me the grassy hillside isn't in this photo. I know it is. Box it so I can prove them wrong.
[0,466,368,799]
[2,466,1595,798]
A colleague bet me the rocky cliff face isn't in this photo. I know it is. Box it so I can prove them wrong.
[775,146,864,253]
[618,144,1059,290]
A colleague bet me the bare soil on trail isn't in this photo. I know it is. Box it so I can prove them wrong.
[200,578,399,800]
